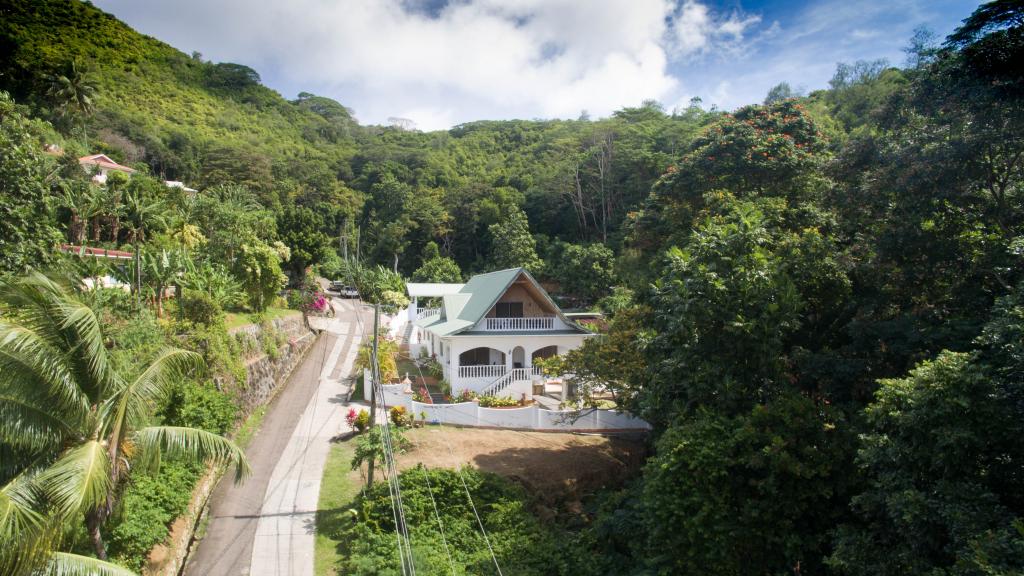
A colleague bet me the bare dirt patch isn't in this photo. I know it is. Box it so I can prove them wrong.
[395,427,647,504]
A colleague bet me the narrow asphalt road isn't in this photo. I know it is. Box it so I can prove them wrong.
[185,298,369,576]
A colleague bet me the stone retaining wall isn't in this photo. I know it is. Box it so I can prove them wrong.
[143,313,318,576]
[239,314,316,413]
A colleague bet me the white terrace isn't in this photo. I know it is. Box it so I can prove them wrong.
[408,268,593,400]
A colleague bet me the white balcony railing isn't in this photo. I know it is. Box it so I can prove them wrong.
[483,316,555,331]
[458,364,506,379]
[417,308,441,320]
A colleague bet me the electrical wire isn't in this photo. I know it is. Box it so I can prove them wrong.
[404,352,504,576]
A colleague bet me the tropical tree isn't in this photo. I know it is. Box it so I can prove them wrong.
[44,60,97,135]
[121,183,168,306]
[411,242,462,283]
[350,426,409,487]
[140,248,188,318]
[276,206,331,281]
[233,240,287,312]
[0,92,63,275]
[0,273,250,563]
[487,207,542,273]
[181,260,245,310]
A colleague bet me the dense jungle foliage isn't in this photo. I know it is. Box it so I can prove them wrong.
[1,0,1023,574]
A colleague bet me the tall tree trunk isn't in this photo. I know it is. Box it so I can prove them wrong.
[92,217,101,242]
[85,510,107,560]
[69,213,81,243]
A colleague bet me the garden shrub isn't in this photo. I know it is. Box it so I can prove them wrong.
[178,319,247,388]
[163,380,238,435]
[389,405,410,427]
[106,459,203,571]
[105,308,168,381]
[181,291,223,325]
[477,394,520,408]
[353,409,370,432]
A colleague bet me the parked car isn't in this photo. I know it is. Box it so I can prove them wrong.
[329,281,359,298]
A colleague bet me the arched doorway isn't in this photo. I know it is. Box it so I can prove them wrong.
[512,346,525,369]
[459,347,505,366]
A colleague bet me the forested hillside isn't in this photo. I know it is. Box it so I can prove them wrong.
[1,0,1023,574]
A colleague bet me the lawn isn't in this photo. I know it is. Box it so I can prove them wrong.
[224,306,300,331]
[314,438,362,576]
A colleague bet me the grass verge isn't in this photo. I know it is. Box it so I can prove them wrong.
[224,306,300,331]
[233,405,267,450]
[314,438,362,576]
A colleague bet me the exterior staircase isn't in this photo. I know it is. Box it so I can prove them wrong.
[479,367,543,397]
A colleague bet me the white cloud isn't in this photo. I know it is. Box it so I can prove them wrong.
[94,0,766,128]
[668,0,762,58]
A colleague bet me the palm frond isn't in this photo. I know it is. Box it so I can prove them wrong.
[0,393,72,452]
[102,348,203,448]
[0,477,44,544]
[36,441,112,519]
[45,553,137,576]
[0,323,90,433]
[56,298,112,398]
[0,272,113,403]
[134,426,251,483]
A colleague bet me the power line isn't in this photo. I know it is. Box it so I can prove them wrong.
[419,463,458,576]
[373,375,416,575]
[403,352,504,576]
[344,264,413,576]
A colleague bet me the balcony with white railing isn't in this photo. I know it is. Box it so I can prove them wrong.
[417,307,441,320]
[482,316,556,331]
[458,364,506,379]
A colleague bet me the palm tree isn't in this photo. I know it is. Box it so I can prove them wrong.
[104,172,130,243]
[2,476,135,575]
[122,187,168,307]
[0,272,250,565]
[84,185,108,244]
[45,61,97,118]
[56,180,91,244]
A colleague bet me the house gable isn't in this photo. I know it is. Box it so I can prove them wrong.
[414,267,588,337]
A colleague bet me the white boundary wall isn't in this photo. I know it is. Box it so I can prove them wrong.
[380,394,650,432]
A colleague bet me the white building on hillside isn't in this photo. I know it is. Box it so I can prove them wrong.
[409,268,593,400]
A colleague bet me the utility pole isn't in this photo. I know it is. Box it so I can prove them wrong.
[339,217,347,261]
[367,300,380,487]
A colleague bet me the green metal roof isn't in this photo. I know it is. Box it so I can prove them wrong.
[413,267,589,337]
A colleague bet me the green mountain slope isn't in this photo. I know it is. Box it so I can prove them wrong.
[0,0,359,187]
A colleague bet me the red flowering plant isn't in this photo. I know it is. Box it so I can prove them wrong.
[287,276,330,315]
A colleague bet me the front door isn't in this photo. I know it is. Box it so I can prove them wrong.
[512,346,525,369]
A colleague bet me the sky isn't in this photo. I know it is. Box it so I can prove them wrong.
[93,0,981,131]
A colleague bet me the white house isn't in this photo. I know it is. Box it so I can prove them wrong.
[78,154,136,184]
[409,268,593,400]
